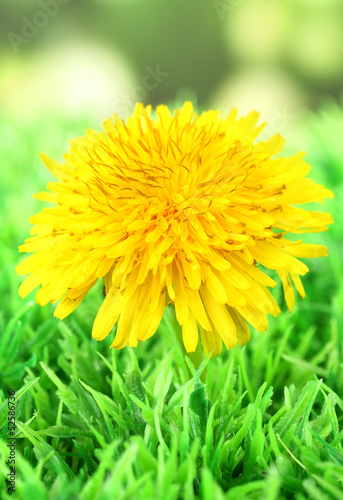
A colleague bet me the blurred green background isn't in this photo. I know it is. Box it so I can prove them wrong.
[2,0,343,122]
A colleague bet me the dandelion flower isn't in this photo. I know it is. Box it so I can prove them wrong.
[17,103,333,356]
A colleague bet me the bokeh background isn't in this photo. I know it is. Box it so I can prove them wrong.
[2,0,343,122]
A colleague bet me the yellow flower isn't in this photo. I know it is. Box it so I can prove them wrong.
[17,103,333,356]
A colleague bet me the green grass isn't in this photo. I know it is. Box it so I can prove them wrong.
[0,103,342,499]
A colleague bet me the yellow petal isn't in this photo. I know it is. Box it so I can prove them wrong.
[92,285,123,341]
[278,270,295,312]
[199,325,222,358]
[284,244,328,259]
[182,311,199,353]
[54,280,97,320]
[136,292,165,342]
[227,306,250,346]
[172,261,189,325]
[200,286,236,349]
[290,272,305,299]
[237,303,268,332]
[184,287,212,331]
